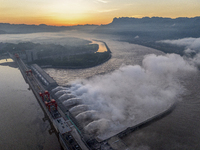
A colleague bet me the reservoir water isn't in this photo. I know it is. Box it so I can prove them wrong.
[1,32,200,149]
[0,59,61,150]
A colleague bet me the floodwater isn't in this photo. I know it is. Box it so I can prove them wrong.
[0,59,61,150]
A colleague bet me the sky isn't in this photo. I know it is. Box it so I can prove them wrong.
[1,0,200,26]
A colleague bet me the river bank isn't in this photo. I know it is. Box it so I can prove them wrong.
[39,40,112,69]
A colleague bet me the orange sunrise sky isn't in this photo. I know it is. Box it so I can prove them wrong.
[1,0,200,26]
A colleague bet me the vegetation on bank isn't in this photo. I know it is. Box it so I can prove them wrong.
[32,51,111,68]
[30,41,111,68]
[0,42,35,54]
[0,40,111,68]
[0,38,93,55]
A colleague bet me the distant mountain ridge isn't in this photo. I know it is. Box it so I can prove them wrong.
[1,17,199,37]
[0,23,98,34]
[93,16,200,55]
[1,17,199,55]
[94,16,200,40]
[111,16,200,25]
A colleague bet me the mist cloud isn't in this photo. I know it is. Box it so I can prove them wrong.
[98,8,118,13]
[189,53,200,66]
[0,31,92,46]
[96,0,109,3]
[66,53,196,140]
[158,37,200,67]
[158,37,200,51]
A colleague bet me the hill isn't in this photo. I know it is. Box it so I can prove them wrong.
[94,17,200,55]
[94,17,200,40]
[0,23,98,34]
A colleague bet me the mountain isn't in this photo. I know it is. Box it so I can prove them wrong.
[93,17,200,55]
[94,17,200,40]
[0,23,98,34]
[0,30,6,34]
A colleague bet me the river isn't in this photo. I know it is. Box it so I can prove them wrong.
[0,59,61,150]
[1,32,200,149]
[44,34,200,150]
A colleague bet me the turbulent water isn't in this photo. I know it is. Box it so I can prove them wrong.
[45,34,200,149]
[45,36,164,85]
[1,32,200,149]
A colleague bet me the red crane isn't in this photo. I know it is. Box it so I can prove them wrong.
[39,91,57,112]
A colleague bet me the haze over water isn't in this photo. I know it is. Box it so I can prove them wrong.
[44,33,200,149]
[1,32,200,149]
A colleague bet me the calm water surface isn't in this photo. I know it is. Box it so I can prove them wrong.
[0,59,61,150]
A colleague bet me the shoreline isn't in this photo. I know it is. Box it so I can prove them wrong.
[41,53,112,69]
[40,40,112,70]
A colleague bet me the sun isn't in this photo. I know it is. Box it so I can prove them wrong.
[41,1,95,25]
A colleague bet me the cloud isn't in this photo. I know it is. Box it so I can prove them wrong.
[125,3,134,6]
[184,48,196,55]
[189,53,200,66]
[158,37,200,66]
[0,32,92,46]
[135,35,139,39]
[96,0,109,3]
[64,53,196,140]
[98,8,118,13]
[158,37,200,50]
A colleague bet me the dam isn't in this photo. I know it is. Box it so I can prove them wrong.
[11,53,176,150]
